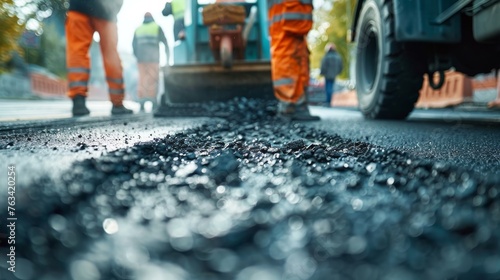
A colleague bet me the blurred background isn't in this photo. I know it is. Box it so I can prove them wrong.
[0,0,497,112]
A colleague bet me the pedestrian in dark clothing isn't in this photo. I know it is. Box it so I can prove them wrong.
[320,43,343,106]
[66,0,133,116]
[132,12,169,111]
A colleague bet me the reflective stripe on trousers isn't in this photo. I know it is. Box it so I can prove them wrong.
[270,35,310,103]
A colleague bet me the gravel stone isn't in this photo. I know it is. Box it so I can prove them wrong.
[1,98,499,280]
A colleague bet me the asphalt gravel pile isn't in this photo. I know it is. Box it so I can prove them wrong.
[6,98,500,280]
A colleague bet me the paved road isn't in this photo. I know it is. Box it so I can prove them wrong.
[0,100,148,122]
[1,99,499,280]
[1,100,499,175]
[309,106,500,175]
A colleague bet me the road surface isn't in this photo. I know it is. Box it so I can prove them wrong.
[0,99,499,280]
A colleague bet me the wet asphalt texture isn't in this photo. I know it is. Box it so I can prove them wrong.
[0,98,499,280]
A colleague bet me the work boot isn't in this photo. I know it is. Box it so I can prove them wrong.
[294,99,320,121]
[277,100,320,121]
[277,100,296,121]
[111,104,134,115]
[72,95,90,116]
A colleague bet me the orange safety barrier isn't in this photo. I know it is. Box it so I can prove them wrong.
[329,71,491,109]
[31,73,67,98]
[416,71,472,108]
[472,75,497,90]
[330,90,358,107]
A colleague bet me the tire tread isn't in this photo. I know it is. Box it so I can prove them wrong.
[358,0,424,119]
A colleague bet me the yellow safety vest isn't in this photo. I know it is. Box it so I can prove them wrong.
[172,0,185,20]
[135,22,160,45]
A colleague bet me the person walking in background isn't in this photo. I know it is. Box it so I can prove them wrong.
[162,0,185,41]
[320,42,343,107]
[487,70,500,109]
[268,0,319,121]
[132,12,169,112]
[66,0,133,116]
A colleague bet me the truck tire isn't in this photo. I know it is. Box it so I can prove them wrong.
[355,0,424,119]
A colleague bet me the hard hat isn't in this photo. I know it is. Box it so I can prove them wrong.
[144,12,153,18]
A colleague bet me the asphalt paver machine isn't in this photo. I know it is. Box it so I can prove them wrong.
[154,0,273,117]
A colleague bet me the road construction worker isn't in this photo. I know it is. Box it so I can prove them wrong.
[268,0,319,121]
[66,0,133,116]
[162,0,185,41]
[320,42,343,107]
[132,12,169,111]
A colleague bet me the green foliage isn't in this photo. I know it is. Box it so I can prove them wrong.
[18,0,68,77]
[0,0,26,72]
[29,0,68,77]
[309,0,356,80]
[39,22,67,77]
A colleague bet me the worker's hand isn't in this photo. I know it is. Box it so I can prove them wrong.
[178,30,186,40]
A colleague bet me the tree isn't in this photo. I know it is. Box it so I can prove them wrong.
[22,0,68,31]
[1,0,68,74]
[309,0,356,80]
[0,0,25,72]
[39,21,67,77]
[20,0,68,77]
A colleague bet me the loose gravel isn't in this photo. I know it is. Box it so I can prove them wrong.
[2,98,499,280]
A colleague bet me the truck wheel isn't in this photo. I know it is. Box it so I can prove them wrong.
[355,0,424,119]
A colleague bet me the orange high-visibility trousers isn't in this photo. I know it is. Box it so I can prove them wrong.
[66,11,125,106]
[269,35,310,103]
[137,63,159,100]
[268,0,313,103]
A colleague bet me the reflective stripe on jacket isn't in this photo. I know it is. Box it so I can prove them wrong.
[133,21,168,63]
[268,0,313,36]
[135,22,160,45]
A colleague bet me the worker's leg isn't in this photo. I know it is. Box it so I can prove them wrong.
[271,33,318,120]
[325,79,333,105]
[138,63,159,100]
[137,63,145,103]
[66,11,94,99]
[297,36,310,100]
[138,63,159,111]
[271,35,308,103]
[137,63,145,111]
[91,17,126,107]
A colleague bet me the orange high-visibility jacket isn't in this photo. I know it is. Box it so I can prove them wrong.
[268,0,313,103]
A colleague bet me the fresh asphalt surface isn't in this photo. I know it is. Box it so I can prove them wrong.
[310,106,500,175]
[2,99,497,175]
[1,99,499,280]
